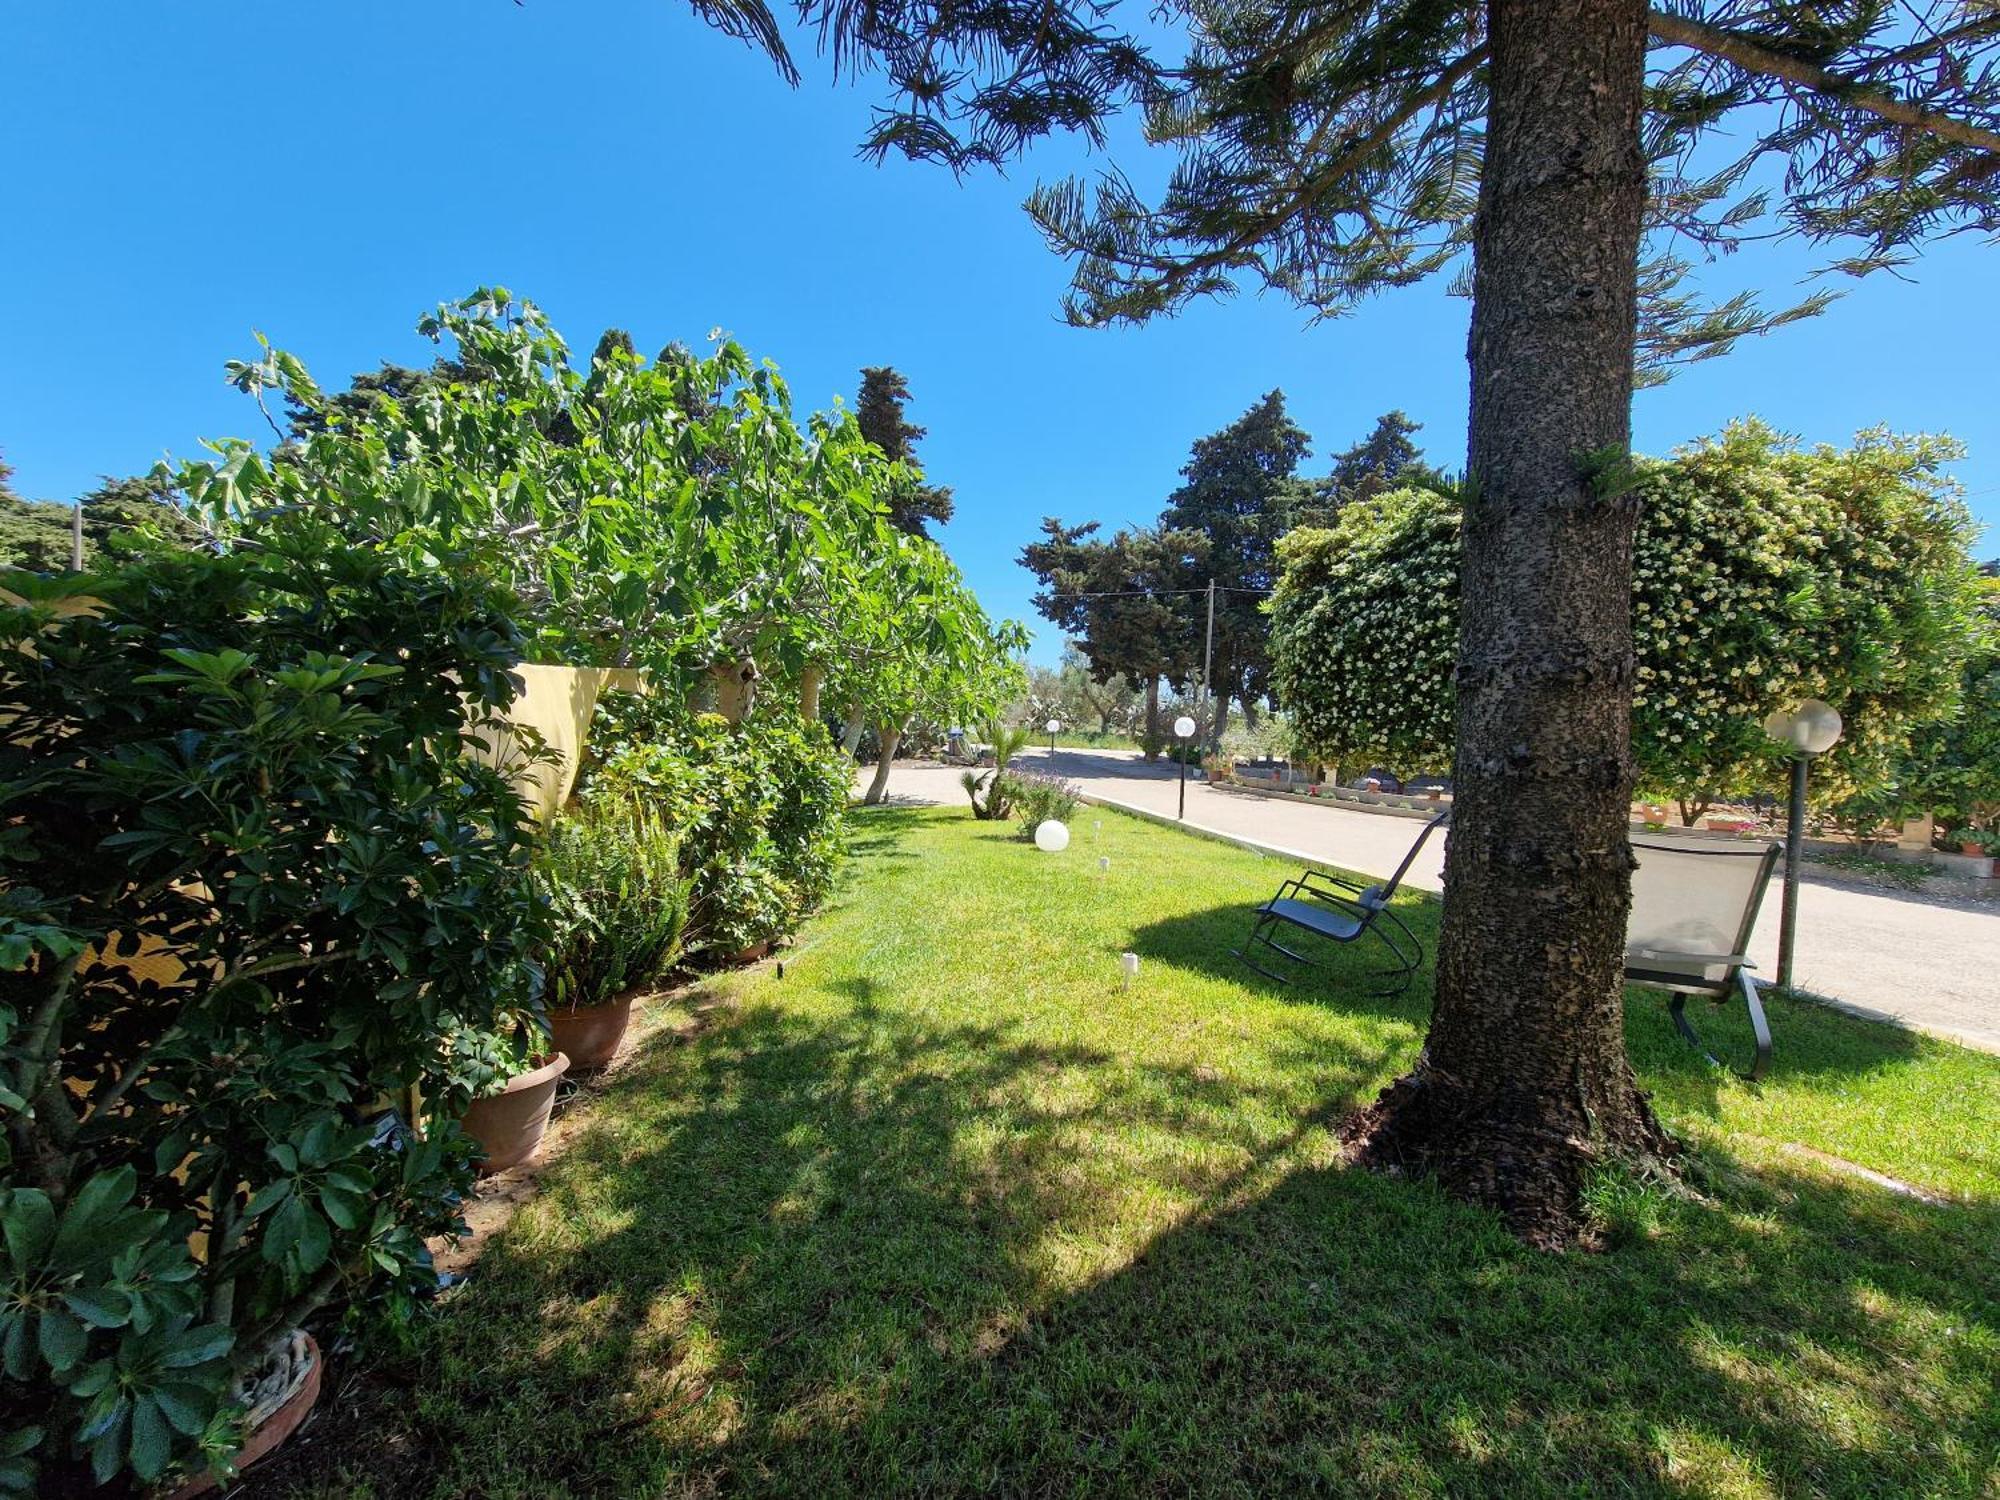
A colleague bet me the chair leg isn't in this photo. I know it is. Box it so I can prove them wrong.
[1233,916,1298,984]
[1739,971,1773,1081]
[1362,911,1423,996]
[1668,994,1723,1071]
[1669,983,1771,1081]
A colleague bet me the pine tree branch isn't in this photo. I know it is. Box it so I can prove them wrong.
[1055,44,1489,320]
[1648,10,2000,154]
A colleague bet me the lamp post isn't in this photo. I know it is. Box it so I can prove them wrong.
[1045,718,1060,761]
[1762,698,1844,990]
[1173,714,1197,820]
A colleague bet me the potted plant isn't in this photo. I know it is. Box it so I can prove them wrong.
[536,800,691,1071]
[455,1034,572,1175]
[1947,826,1997,857]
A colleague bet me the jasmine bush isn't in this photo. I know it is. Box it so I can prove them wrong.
[1272,422,1988,812]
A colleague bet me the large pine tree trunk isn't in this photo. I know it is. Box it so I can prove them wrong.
[1143,677,1162,758]
[1343,0,1673,1247]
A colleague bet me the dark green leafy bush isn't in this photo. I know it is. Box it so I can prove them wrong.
[0,541,543,1493]
[586,694,848,956]
[539,801,691,1011]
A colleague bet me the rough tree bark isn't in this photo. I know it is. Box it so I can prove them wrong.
[1342,0,1675,1248]
[840,703,867,757]
[798,665,823,723]
[862,719,904,804]
[1142,676,1162,758]
[709,659,758,725]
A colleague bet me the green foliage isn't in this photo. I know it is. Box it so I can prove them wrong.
[1854,578,2000,832]
[1022,403,1443,745]
[1273,422,1989,806]
[172,291,1020,726]
[538,803,691,1013]
[587,696,849,957]
[0,466,204,573]
[1021,520,1207,713]
[0,541,542,1493]
[960,769,1013,821]
[1008,771,1082,837]
[718,0,2000,380]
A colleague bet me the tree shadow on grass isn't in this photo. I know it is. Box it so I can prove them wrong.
[255,873,1994,1499]
[333,976,1995,1498]
[252,950,1397,1499]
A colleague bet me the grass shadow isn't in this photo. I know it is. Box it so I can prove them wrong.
[248,806,1996,1499]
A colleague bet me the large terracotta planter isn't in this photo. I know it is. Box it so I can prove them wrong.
[168,1332,321,1498]
[546,993,637,1072]
[727,940,771,966]
[460,1052,569,1173]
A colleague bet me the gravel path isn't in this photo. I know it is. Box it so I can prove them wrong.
[869,748,1998,1054]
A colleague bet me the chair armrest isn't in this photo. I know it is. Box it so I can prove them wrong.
[1629,946,1752,966]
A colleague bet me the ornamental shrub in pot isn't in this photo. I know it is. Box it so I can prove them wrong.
[535,800,691,1071]
[0,540,546,1495]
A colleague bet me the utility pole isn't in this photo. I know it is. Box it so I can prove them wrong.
[1201,578,1216,748]
[70,502,84,572]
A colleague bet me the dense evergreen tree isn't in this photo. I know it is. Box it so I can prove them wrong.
[692,0,2000,1242]
[1158,391,1310,741]
[0,457,203,571]
[1020,519,1208,751]
[856,365,954,536]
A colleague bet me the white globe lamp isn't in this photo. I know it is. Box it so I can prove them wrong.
[1034,819,1070,853]
[1172,715,1198,821]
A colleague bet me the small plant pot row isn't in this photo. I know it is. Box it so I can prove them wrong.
[460,939,771,1172]
[214,945,773,1485]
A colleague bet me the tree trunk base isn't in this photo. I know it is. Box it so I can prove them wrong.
[1339,1057,1679,1250]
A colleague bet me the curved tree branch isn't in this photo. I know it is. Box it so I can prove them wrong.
[1648,9,2000,154]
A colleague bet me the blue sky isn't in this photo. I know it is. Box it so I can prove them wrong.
[5,2,1995,666]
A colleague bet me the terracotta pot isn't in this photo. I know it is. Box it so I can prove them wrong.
[728,940,770,966]
[459,1052,569,1173]
[1962,842,1987,857]
[168,1332,321,1498]
[546,992,637,1072]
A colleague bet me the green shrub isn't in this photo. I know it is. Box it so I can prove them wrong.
[539,801,691,1012]
[0,544,543,1494]
[1010,772,1083,837]
[1272,423,1989,810]
[586,695,847,956]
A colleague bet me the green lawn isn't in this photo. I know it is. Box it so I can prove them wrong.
[274,806,1998,1498]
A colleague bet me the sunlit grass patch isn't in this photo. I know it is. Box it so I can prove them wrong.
[275,805,2000,1499]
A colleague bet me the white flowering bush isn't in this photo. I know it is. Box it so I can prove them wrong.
[1271,422,1987,811]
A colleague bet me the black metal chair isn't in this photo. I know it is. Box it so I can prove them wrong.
[1235,809,1449,992]
[1624,833,1782,1079]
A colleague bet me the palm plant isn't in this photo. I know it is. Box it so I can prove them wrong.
[962,717,1031,820]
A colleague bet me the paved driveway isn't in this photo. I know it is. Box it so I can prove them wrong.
[869,747,1999,1053]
